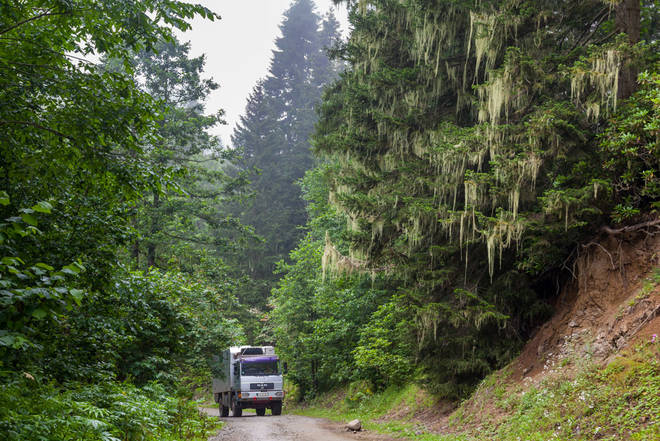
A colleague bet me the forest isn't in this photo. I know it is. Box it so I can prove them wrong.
[1,1,658,440]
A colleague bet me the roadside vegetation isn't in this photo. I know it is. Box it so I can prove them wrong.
[293,340,659,440]
[272,0,660,404]
[0,1,241,440]
[0,380,219,441]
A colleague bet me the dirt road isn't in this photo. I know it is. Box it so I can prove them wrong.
[201,408,392,441]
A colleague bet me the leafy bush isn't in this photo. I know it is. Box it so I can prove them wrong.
[37,269,244,385]
[353,301,415,388]
[599,67,660,217]
[0,375,220,441]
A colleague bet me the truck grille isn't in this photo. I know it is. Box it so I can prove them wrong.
[250,383,274,390]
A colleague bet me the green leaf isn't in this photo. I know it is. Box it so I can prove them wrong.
[0,191,8,206]
[2,256,24,266]
[32,201,53,214]
[7,266,26,278]
[62,263,82,275]
[0,334,16,347]
[70,289,84,306]
[21,213,38,226]
[32,308,48,319]
[35,263,55,271]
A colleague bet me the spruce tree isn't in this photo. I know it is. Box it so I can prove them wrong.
[231,0,342,309]
[315,0,657,395]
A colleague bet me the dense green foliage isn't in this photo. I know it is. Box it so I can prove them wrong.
[0,378,219,441]
[599,68,660,220]
[271,0,659,399]
[230,0,343,310]
[271,165,403,398]
[119,37,252,275]
[0,1,251,439]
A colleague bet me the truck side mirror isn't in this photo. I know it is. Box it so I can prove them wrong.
[283,362,288,374]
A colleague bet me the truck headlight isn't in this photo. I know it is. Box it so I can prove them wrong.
[275,391,283,397]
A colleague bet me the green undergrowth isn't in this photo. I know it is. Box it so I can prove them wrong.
[292,383,443,439]
[0,375,221,441]
[291,342,660,440]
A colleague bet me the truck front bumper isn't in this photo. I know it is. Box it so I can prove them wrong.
[238,390,284,403]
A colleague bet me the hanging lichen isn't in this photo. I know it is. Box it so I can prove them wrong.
[570,48,621,121]
[317,0,629,287]
[467,11,498,78]
[322,231,367,279]
[484,212,525,278]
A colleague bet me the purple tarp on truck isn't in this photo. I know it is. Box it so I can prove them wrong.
[241,356,278,363]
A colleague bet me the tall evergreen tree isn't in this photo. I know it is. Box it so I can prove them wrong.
[230,0,342,309]
[315,0,658,395]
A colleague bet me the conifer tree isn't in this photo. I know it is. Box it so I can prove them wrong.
[231,0,342,308]
[315,0,657,394]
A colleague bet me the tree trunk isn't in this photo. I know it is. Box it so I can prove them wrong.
[616,0,641,100]
[147,190,160,268]
[131,214,140,267]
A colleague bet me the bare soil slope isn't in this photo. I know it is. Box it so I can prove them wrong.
[513,230,660,382]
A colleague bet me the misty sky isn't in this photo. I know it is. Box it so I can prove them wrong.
[177,1,350,146]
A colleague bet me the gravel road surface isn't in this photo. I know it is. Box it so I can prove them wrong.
[201,408,392,441]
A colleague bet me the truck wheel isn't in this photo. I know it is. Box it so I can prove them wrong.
[220,403,229,417]
[271,402,282,416]
[232,403,242,417]
[256,408,266,416]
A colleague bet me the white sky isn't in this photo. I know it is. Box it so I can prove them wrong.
[177,1,350,146]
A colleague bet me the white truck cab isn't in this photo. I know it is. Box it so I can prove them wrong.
[212,346,285,417]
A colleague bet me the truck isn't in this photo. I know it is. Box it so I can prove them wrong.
[212,346,285,417]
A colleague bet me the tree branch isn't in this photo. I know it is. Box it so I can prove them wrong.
[0,10,68,35]
[0,120,76,141]
[600,218,660,235]
[568,7,609,51]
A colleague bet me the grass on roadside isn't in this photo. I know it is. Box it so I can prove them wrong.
[290,341,660,441]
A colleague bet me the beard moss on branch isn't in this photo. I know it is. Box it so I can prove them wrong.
[313,0,654,395]
[323,1,648,280]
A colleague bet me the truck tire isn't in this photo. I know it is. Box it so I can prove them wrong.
[232,402,242,417]
[271,402,282,416]
[256,408,266,416]
[220,403,229,417]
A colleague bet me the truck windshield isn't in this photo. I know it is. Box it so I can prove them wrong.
[241,360,279,376]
